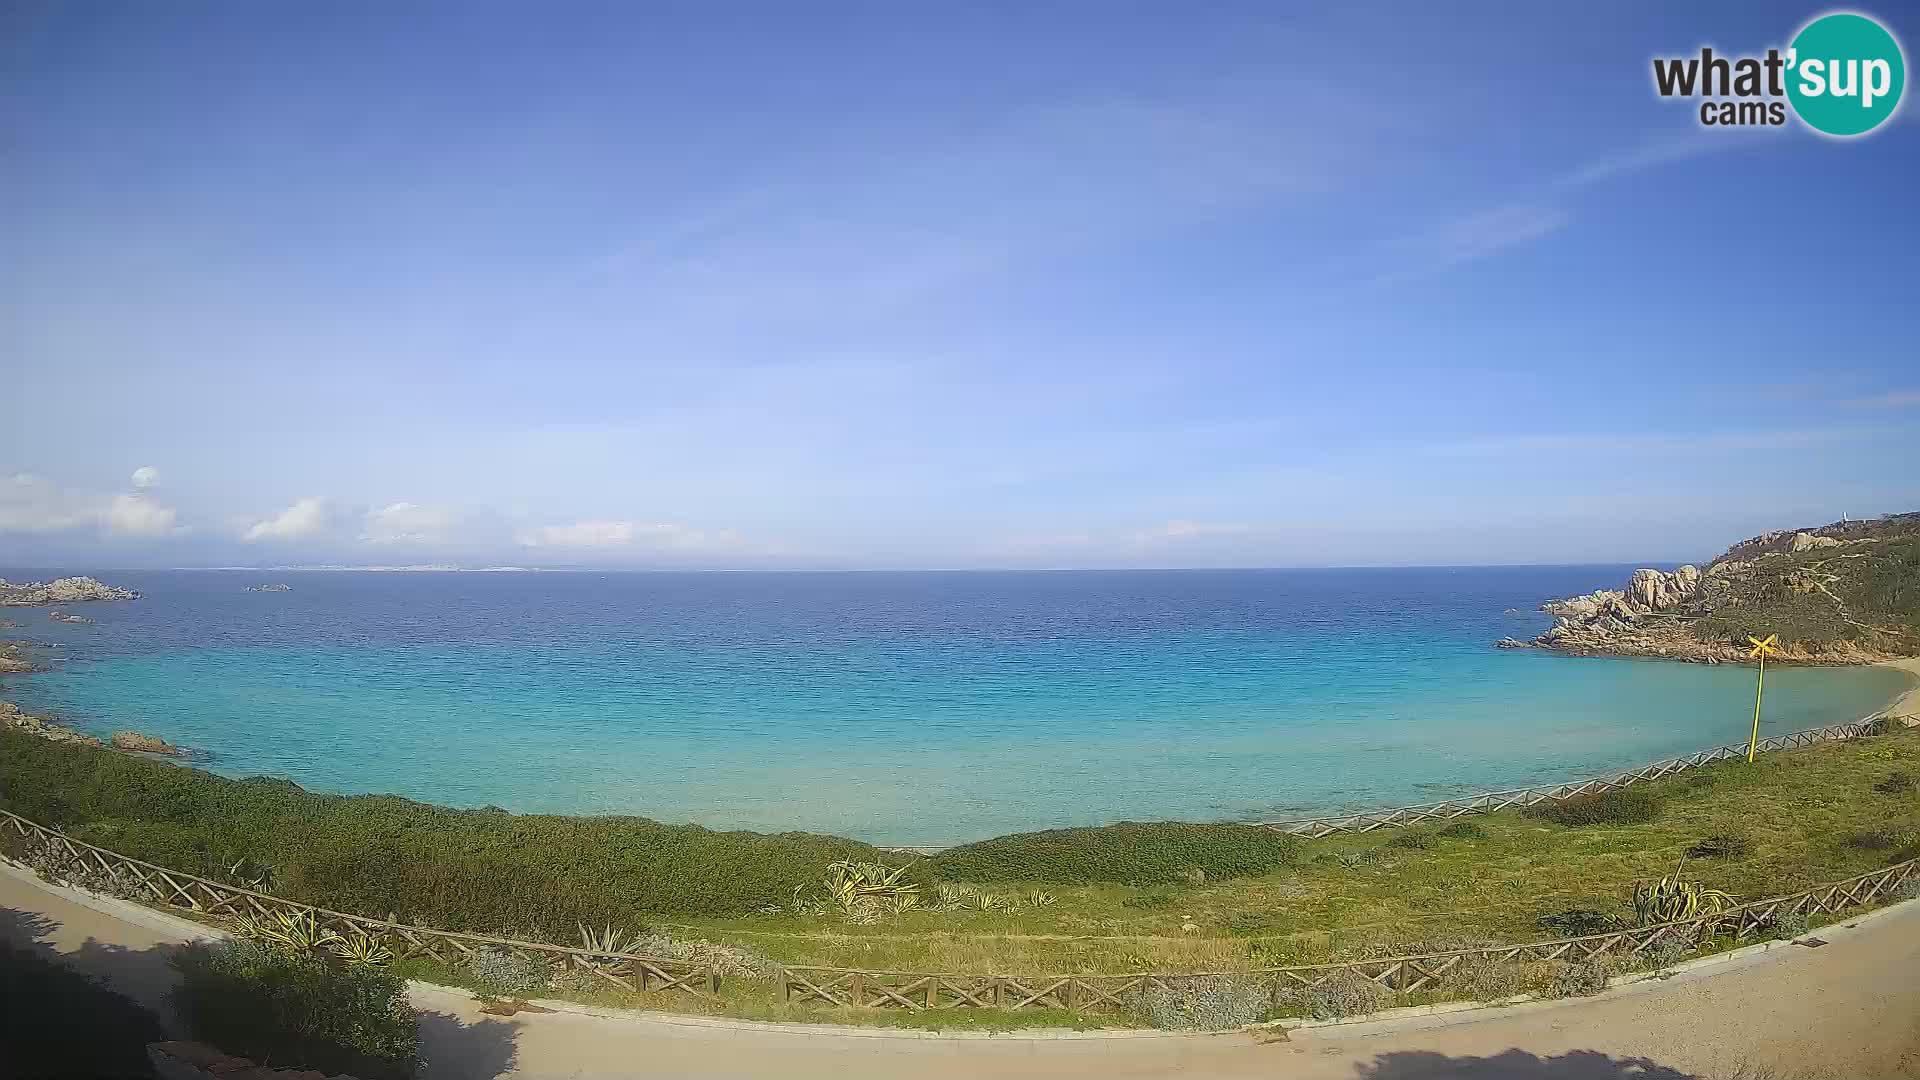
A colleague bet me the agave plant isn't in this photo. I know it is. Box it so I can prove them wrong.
[327,928,395,968]
[823,860,919,920]
[577,921,648,956]
[234,908,339,951]
[224,856,276,894]
[1022,889,1058,910]
[1633,873,1735,926]
[934,883,977,911]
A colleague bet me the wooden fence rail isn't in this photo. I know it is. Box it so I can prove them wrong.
[1247,718,1890,837]
[779,855,1920,1011]
[1,713,1913,1016]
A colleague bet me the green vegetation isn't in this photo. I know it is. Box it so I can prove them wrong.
[1690,513,1920,654]
[928,821,1305,885]
[171,939,417,1080]
[3,722,1918,1029]
[1523,785,1663,827]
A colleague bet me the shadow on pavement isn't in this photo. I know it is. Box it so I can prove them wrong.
[1356,1048,1700,1079]
[3,901,522,1080]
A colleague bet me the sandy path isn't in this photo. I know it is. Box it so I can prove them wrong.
[5,863,1918,1080]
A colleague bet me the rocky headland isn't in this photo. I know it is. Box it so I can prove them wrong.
[0,576,138,606]
[1498,512,1920,665]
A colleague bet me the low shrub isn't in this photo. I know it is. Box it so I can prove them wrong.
[1535,908,1628,936]
[1387,830,1436,850]
[1436,820,1488,840]
[1524,787,1662,827]
[1544,957,1614,998]
[1138,975,1271,1030]
[465,947,550,997]
[1635,937,1695,970]
[1873,771,1915,795]
[1121,889,1179,910]
[1443,955,1550,1001]
[928,822,1304,886]
[1894,877,1920,902]
[1274,969,1389,1020]
[171,939,416,1080]
[1845,828,1900,851]
[1761,911,1810,940]
[1686,833,1753,860]
[0,729,886,931]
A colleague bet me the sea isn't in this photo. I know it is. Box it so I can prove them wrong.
[1,567,1911,848]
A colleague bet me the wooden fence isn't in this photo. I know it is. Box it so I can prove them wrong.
[779,855,1919,1011]
[1248,718,1891,837]
[2,714,1914,1017]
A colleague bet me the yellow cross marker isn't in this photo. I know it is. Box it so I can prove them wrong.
[1746,634,1780,763]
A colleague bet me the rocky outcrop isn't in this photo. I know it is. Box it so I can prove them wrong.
[47,610,94,624]
[245,583,293,593]
[1790,530,1842,553]
[1500,512,1920,664]
[0,576,138,606]
[111,730,184,756]
[1,701,103,747]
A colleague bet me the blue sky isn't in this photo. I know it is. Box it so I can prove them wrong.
[3,2,1916,570]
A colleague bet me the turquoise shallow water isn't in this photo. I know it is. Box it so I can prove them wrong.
[1,567,1910,846]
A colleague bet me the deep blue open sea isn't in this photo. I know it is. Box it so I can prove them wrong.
[1,567,1911,847]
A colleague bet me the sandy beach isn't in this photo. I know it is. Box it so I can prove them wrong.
[1877,656,1920,721]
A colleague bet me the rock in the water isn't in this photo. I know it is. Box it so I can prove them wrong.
[0,576,139,606]
[2,702,103,747]
[110,731,184,756]
[47,610,94,624]
[1493,637,1531,649]
[245,583,293,593]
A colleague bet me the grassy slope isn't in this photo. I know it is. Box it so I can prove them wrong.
[4,725,1917,980]
[1688,513,1920,654]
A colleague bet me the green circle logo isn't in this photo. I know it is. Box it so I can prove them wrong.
[1787,12,1906,136]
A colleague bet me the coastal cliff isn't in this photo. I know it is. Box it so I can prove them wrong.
[1498,512,1920,664]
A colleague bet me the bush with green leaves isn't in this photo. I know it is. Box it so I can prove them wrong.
[1436,820,1489,840]
[1524,787,1663,827]
[170,939,416,1080]
[466,946,550,997]
[0,728,885,933]
[1761,911,1810,940]
[928,822,1303,886]
[1873,771,1914,795]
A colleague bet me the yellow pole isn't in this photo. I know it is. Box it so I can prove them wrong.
[1747,650,1766,763]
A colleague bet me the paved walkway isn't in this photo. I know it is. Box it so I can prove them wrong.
[4,865,1917,1079]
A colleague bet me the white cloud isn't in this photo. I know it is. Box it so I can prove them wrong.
[243,497,333,542]
[130,466,160,489]
[104,493,180,535]
[361,501,460,545]
[0,474,90,533]
[517,520,636,548]
[0,472,181,536]
[1146,519,1250,541]
[516,519,749,553]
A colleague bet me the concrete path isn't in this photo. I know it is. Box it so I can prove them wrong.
[4,864,1916,1080]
